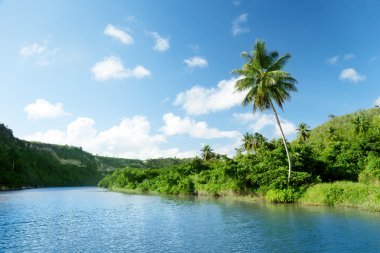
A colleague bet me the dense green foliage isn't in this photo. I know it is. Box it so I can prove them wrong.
[0,124,102,189]
[100,108,380,210]
[0,123,190,190]
[99,138,317,198]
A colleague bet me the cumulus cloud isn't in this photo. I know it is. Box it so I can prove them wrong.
[233,112,297,138]
[161,113,240,139]
[339,68,366,82]
[174,77,247,115]
[104,24,134,45]
[24,116,195,159]
[24,99,69,120]
[232,13,249,36]
[326,53,355,65]
[374,97,380,107]
[19,40,60,65]
[91,56,150,81]
[150,32,170,52]
[184,56,208,68]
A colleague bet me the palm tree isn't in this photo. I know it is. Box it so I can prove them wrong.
[297,123,311,142]
[232,40,297,182]
[352,116,370,136]
[251,132,267,151]
[201,144,214,161]
[241,132,253,154]
[328,126,339,141]
[328,114,336,120]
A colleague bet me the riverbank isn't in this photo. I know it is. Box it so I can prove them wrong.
[105,182,380,212]
[106,186,260,202]
[300,181,380,212]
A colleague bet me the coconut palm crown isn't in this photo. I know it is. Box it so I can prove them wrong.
[201,144,214,161]
[297,123,311,142]
[232,40,297,181]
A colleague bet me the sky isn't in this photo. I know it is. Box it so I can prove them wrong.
[0,0,379,159]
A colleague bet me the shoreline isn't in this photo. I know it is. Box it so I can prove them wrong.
[105,186,380,213]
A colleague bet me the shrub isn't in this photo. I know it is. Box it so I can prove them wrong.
[265,188,303,203]
[359,154,380,186]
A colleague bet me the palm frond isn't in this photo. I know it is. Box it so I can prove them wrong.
[268,54,291,71]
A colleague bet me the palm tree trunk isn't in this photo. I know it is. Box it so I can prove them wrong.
[269,100,292,182]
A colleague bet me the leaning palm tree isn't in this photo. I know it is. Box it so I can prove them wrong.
[297,123,311,142]
[232,40,297,182]
[201,144,214,161]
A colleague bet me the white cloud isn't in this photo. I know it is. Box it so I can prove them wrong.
[161,113,240,139]
[374,97,380,107]
[174,77,247,115]
[19,43,46,56]
[189,44,200,52]
[19,40,60,66]
[232,0,242,7]
[125,16,136,22]
[214,138,242,157]
[91,56,150,81]
[104,24,134,45]
[326,53,355,65]
[24,116,195,159]
[24,99,69,120]
[184,56,208,68]
[150,32,170,52]
[232,13,249,36]
[343,53,355,60]
[326,56,339,65]
[339,68,366,83]
[233,112,297,138]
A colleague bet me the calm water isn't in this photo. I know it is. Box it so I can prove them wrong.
[1,187,380,252]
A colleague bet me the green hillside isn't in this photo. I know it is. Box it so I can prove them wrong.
[0,123,193,190]
[307,108,380,145]
[0,123,101,189]
[99,108,380,210]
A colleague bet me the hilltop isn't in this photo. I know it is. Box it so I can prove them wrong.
[307,108,380,145]
[0,124,189,190]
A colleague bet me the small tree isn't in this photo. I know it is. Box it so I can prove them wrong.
[201,145,215,161]
[296,123,311,142]
[352,115,370,136]
[241,132,254,154]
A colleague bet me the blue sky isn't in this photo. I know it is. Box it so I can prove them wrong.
[0,0,379,159]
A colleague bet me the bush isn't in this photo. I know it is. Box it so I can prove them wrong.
[300,181,380,211]
[359,154,380,186]
[265,188,303,203]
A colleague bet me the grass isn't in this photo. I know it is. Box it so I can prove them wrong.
[300,181,380,212]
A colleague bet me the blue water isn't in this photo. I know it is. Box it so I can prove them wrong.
[1,187,380,252]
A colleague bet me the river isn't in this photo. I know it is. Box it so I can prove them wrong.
[1,187,379,252]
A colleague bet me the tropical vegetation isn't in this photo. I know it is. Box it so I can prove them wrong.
[99,108,380,210]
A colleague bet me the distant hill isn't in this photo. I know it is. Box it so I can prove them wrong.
[307,108,380,145]
[0,124,190,190]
